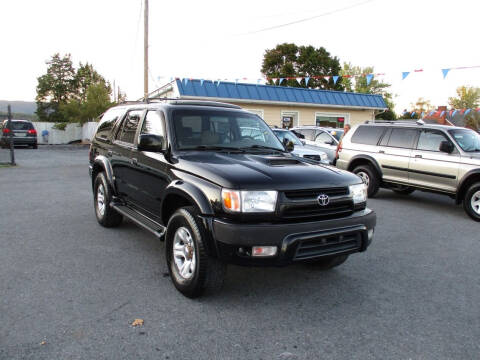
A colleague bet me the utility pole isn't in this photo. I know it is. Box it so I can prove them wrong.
[144,0,149,101]
[7,105,15,165]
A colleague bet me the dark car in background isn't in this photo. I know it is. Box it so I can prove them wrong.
[0,120,37,149]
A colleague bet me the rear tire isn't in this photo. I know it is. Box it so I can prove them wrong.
[306,255,349,270]
[166,206,226,298]
[353,165,380,198]
[463,182,480,222]
[391,185,415,195]
[93,172,123,227]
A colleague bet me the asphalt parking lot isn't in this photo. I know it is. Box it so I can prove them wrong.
[1,146,479,360]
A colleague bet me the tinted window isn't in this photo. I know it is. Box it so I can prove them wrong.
[387,128,418,149]
[315,132,333,144]
[141,111,165,137]
[118,110,142,144]
[417,130,450,152]
[96,108,123,141]
[351,126,385,145]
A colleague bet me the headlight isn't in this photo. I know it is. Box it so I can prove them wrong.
[222,189,278,213]
[349,183,367,204]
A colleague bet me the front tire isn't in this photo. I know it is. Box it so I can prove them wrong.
[306,255,349,270]
[166,206,226,298]
[353,165,380,198]
[93,172,123,227]
[463,182,480,222]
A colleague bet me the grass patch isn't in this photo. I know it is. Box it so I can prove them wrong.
[0,163,15,168]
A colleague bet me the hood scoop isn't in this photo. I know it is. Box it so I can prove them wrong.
[263,157,303,166]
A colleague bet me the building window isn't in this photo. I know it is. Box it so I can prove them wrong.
[315,112,349,128]
[281,111,299,129]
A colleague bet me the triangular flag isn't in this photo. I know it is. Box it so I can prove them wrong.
[305,77,310,86]
[184,78,189,86]
[296,77,303,85]
[402,72,410,80]
[428,111,435,116]
[332,75,339,84]
[420,111,425,118]
[216,80,221,87]
[440,111,446,117]
[411,111,416,118]
[452,110,458,117]
[465,109,472,115]
[366,74,374,85]
[279,78,284,85]
[324,76,330,81]
[200,79,204,86]
[442,69,450,79]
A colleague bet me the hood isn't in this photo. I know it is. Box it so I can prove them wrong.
[174,151,360,190]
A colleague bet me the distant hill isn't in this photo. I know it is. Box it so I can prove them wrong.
[0,100,37,115]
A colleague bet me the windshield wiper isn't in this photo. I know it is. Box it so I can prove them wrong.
[181,145,246,152]
[240,145,286,153]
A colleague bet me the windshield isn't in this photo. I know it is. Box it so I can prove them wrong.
[272,130,302,146]
[328,129,344,142]
[172,109,284,151]
[449,129,480,152]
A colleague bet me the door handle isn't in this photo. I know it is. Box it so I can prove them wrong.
[107,150,113,157]
[131,158,138,165]
[415,154,422,158]
[379,150,385,154]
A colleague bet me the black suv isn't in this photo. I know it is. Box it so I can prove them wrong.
[89,100,376,297]
[0,119,37,148]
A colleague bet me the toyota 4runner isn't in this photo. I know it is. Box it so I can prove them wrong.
[89,100,376,297]
[337,120,480,221]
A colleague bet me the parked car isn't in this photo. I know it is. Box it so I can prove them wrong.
[0,119,37,149]
[337,120,480,221]
[89,100,376,297]
[291,126,344,163]
[271,128,329,164]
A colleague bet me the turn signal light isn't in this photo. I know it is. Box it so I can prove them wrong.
[2,128,10,134]
[221,189,241,212]
[252,246,278,257]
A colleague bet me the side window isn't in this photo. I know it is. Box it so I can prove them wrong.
[141,111,165,137]
[379,128,392,146]
[118,110,143,144]
[95,108,123,141]
[301,129,315,141]
[387,128,418,149]
[351,126,385,145]
[417,130,451,152]
[315,132,333,144]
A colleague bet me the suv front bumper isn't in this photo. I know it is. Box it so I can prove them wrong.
[209,209,376,266]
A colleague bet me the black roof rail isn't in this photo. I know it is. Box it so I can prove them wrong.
[365,120,426,125]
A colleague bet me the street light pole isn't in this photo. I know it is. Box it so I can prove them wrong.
[7,105,15,165]
[144,0,149,102]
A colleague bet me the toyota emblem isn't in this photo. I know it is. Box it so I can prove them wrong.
[317,194,329,206]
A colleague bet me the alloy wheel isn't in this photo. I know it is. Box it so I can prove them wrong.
[97,184,106,216]
[471,190,480,215]
[173,227,196,280]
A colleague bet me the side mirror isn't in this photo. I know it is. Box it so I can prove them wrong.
[283,138,295,152]
[439,140,454,153]
[138,134,164,152]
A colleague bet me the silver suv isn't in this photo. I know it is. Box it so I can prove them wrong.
[337,120,480,221]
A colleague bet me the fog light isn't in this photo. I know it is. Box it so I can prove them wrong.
[252,246,277,257]
[368,229,374,241]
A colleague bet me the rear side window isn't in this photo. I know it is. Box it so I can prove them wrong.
[351,126,385,145]
[117,110,143,144]
[95,108,123,141]
[298,129,315,141]
[387,128,418,149]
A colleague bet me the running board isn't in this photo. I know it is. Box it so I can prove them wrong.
[111,203,166,240]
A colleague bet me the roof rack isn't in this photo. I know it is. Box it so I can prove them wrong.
[119,98,242,109]
[365,120,426,125]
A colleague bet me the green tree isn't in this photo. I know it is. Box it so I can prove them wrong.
[35,53,76,122]
[448,86,480,109]
[261,43,344,90]
[75,63,110,102]
[340,63,396,120]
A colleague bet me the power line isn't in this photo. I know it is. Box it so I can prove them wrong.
[239,0,374,35]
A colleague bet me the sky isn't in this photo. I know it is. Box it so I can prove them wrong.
[1,0,480,113]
